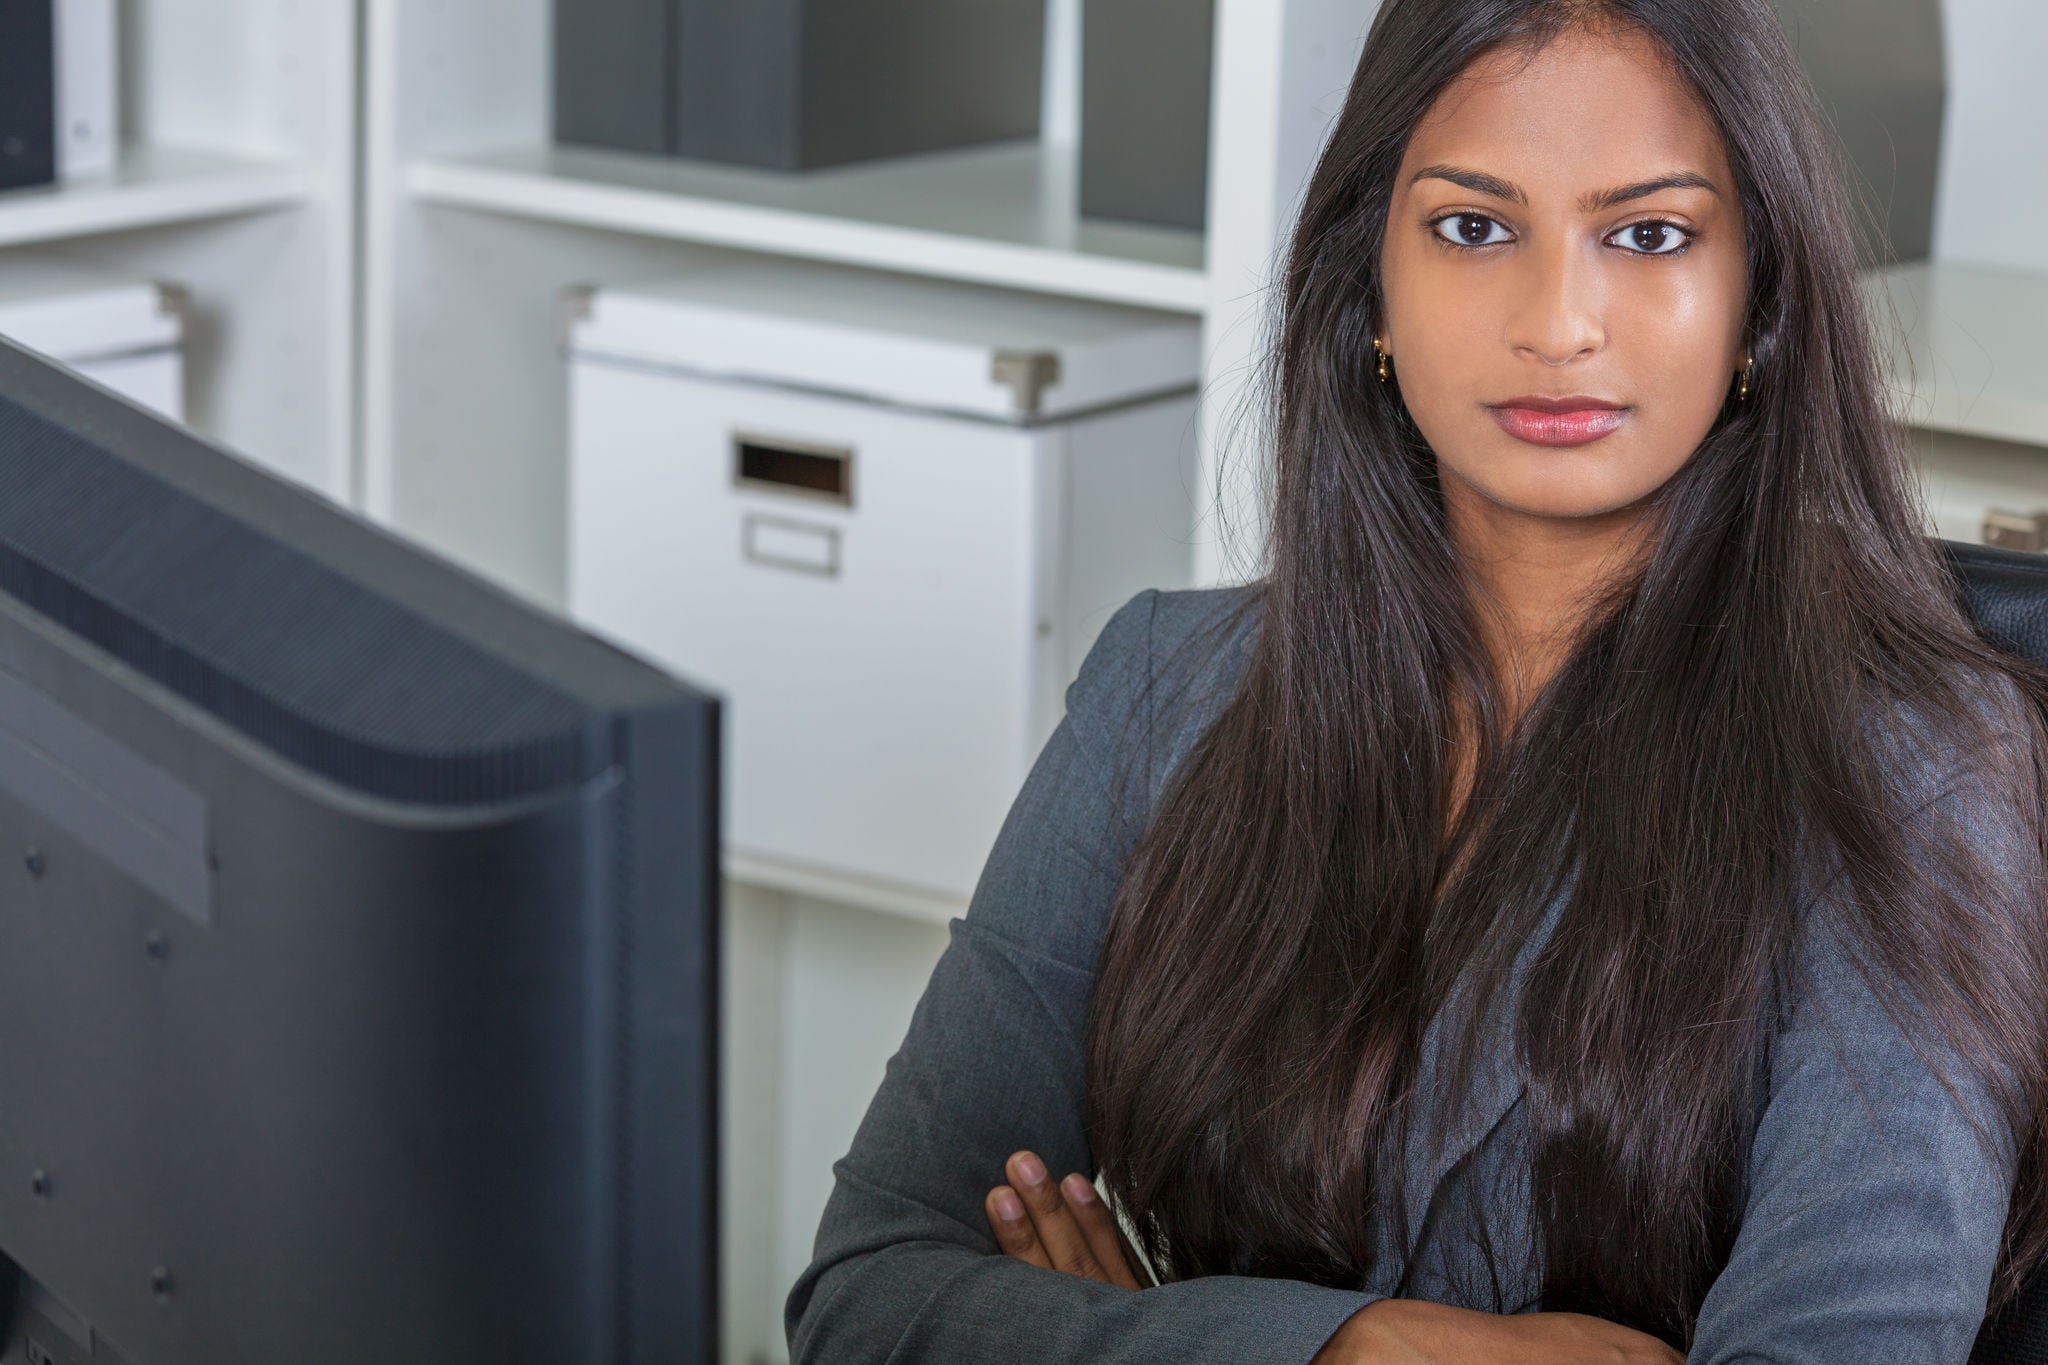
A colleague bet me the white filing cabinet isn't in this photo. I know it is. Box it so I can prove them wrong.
[565,257,1201,915]
[0,255,184,422]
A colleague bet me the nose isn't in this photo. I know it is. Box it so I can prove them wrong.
[1505,238,1606,367]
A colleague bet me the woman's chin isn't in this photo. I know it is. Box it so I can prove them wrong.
[1457,470,1660,522]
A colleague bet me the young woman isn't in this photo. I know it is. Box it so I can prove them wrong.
[785,1,2048,1360]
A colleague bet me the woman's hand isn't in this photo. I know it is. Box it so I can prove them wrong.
[1316,1299,1686,1364]
[984,1148,1147,1290]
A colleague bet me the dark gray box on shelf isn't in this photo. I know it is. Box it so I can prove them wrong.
[1080,0,1214,232]
[0,0,56,193]
[553,0,673,156]
[554,0,1048,171]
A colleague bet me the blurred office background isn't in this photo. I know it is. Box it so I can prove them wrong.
[0,2,2041,1361]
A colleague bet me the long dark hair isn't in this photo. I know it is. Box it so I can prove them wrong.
[1080,0,2048,1347]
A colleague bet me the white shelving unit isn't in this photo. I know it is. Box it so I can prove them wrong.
[361,0,1370,610]
[0,4,358,504]
[1869,262,2048,448]
[1862,261,2048,544]
[359,4,1373,1363]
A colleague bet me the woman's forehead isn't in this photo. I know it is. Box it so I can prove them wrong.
[1405,28,1728,182]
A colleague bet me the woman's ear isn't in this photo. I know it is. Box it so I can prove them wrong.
[1746,321,1778,377]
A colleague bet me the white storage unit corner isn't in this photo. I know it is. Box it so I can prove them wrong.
[0,4,358,505]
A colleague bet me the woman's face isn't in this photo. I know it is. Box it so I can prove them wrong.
[1379,24,1751,526]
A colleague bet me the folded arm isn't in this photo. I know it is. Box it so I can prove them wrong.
[783,590,1386,1363]
[1688,724,2038,1363]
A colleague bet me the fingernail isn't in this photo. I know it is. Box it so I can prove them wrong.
[995,1189,1024,1221]
[1016,1154,1046,1186]
[1065,1174,1096,1203]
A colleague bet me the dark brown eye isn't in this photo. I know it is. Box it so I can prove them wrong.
[1431,213,1511,249]
[1612,220,1694,255]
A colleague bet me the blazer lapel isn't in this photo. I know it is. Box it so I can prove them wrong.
[1398,858,1575,1265]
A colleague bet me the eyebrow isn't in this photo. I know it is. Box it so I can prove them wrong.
[1408,163,1722,213]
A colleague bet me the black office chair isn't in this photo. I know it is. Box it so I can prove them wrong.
[1945,537,2048,1365]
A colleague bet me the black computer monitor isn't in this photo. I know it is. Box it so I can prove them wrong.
[0,335,721,1365]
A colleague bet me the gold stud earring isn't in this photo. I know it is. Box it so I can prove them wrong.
[1375,338,1391,384]
[1738,354,1752,402]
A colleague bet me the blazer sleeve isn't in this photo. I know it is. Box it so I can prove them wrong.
[1687,721,2038,1363]
[784,587,1386,1364]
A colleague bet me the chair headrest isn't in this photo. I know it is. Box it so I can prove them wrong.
[1939,538,2048,670]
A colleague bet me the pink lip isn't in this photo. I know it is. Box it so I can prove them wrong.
[1488,405,1629,447]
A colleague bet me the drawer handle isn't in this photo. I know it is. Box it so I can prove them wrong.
[743,513,840,578]
[733,430,854,507]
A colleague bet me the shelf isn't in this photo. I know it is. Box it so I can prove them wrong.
[0,145,313,250]
[723,848,963,929]
[1865,261,2048,449]
[405,138,1211,314]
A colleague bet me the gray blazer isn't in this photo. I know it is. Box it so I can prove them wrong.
[785,584,2029,1362]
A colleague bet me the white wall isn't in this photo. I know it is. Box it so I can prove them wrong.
[1931,0,2048,273]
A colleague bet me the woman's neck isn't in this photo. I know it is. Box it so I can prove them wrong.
[1441,475,1664,720]
[1434,477,1663,876]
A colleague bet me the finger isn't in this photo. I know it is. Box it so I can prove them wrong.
[1007,1150,1106,1280]
[984,1185,1052,1269]
[1061,1172,1144,1290]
